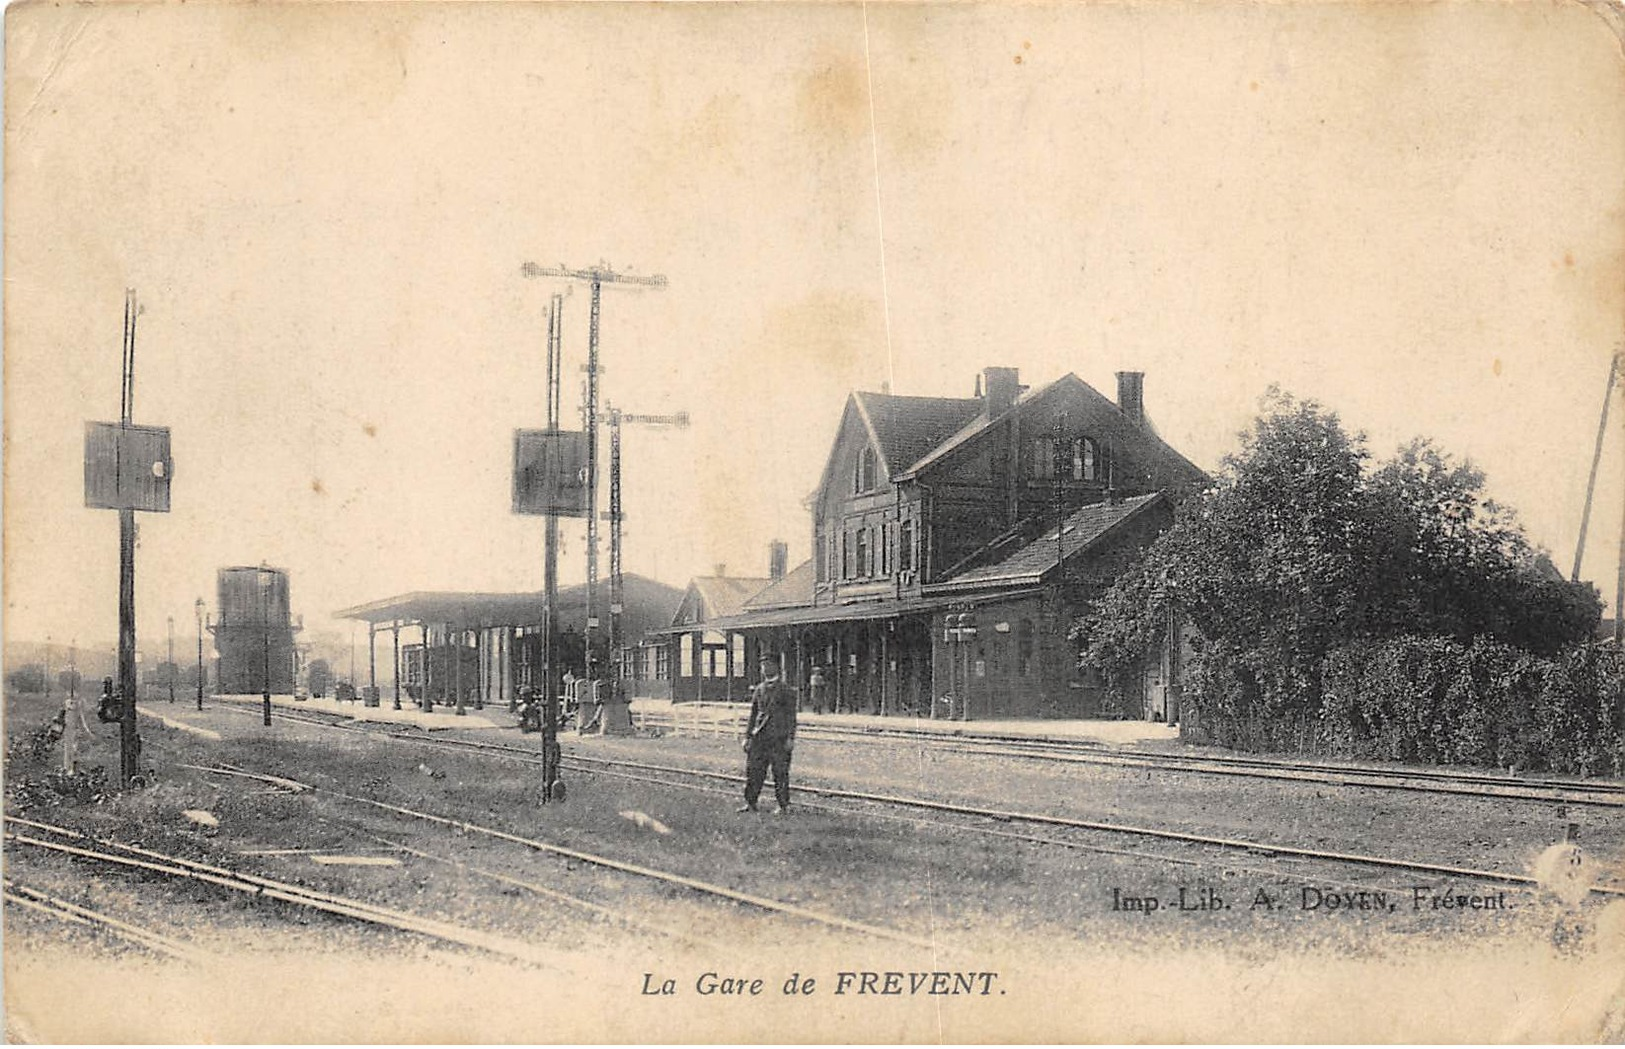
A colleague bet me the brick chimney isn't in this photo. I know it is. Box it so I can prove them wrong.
[1116,371,1145,426]
[768,541,788,582]
[713,563,726,578]
[982,367,1020,416]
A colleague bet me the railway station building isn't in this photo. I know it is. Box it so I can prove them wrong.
[636,367,1208,721]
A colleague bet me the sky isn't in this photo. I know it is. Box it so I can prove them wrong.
[5,1,1624,652]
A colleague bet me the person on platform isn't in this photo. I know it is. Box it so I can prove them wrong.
[738,653,797,815]
[808,665,828,715]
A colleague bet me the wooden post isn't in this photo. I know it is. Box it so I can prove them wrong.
[834,631,844,713]
[392,623,402,710]
[118,508,138,784]
[421,623,432,711]
[478,628,488,710]
[454,624,466,716]
[884,623,897,724]
[368,624,377,696]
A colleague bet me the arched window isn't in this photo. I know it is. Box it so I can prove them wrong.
[854,447,878,492]
[1073,437,1098,481]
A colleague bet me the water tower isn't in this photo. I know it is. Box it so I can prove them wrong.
[210,565,299,694]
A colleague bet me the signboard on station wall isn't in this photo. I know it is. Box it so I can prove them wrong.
[512,428,590,517]
[84,422,172,512]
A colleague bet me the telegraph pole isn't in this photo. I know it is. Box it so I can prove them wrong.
[195,599,205,710]
[512,290,573,800]
[605,407,689,713]
[1572,350,1619,582]
[609,407,621,702]
[118,293,141,785]
[1053,412,1068,586]
[545,294,562,717]
[583,280,602,689]
[521,262,665,693]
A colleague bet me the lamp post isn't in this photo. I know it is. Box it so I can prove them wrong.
[195,598,205,711]
[63,640,77,773]
[259,567,274,726]
[167,615,176,703]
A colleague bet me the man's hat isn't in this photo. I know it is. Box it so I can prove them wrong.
[758,653,781,669]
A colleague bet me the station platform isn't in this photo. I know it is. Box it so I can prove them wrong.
[205,692,1176,745]
[211,692,505,731]
[629,698,1178,746]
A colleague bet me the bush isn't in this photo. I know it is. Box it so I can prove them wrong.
[1234,635,1625,775]
[8,766,113,810]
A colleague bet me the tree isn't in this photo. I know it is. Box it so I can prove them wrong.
[1368,439,1598,654]
[1074,388,1601,721]
[6,664,48,694]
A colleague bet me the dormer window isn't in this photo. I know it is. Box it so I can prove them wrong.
[854,447,879,493]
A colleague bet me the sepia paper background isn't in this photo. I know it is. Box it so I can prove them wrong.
[5,0,1625,1041]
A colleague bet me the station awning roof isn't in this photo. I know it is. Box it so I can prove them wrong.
[646,588,1041,635]
[334,574,684,630]
[333,591,554,628]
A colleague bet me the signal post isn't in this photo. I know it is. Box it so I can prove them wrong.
[85,290,173,788]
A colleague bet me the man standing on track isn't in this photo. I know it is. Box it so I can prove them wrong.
[738,653,796,815]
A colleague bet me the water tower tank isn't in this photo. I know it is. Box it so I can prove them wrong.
[218,566,290,628]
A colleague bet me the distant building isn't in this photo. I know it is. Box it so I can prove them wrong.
[642,367,1207,720]
[210,566,299,694]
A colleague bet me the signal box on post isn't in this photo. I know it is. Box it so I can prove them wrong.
[84,422,172,513]
[513,429,590,517]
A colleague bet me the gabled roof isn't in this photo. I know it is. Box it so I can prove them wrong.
[928,494,1164,592]
[895,373,1206,485]
[744,560,815,611]
[683,576,773,622]
[851,392,984,476]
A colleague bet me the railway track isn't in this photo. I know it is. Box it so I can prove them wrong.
[217,696,1624,806]
[295,726,1624,900]
[641,708,1625,807]
[164,761,940,950]
[3,815,561,965]
[3,876,211,963]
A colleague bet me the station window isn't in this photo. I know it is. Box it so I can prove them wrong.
[899,520,913,573]
[680,634,694,677]
[854,447,878,493]
[1018,620,1035,676]
[1032,437,1057,480]
[732,635,746,677]
[855,527,869,578]
[1073,438,1098,481]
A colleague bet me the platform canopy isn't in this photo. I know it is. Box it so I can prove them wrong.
[333,575,684,634]
[334,591,554,629]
